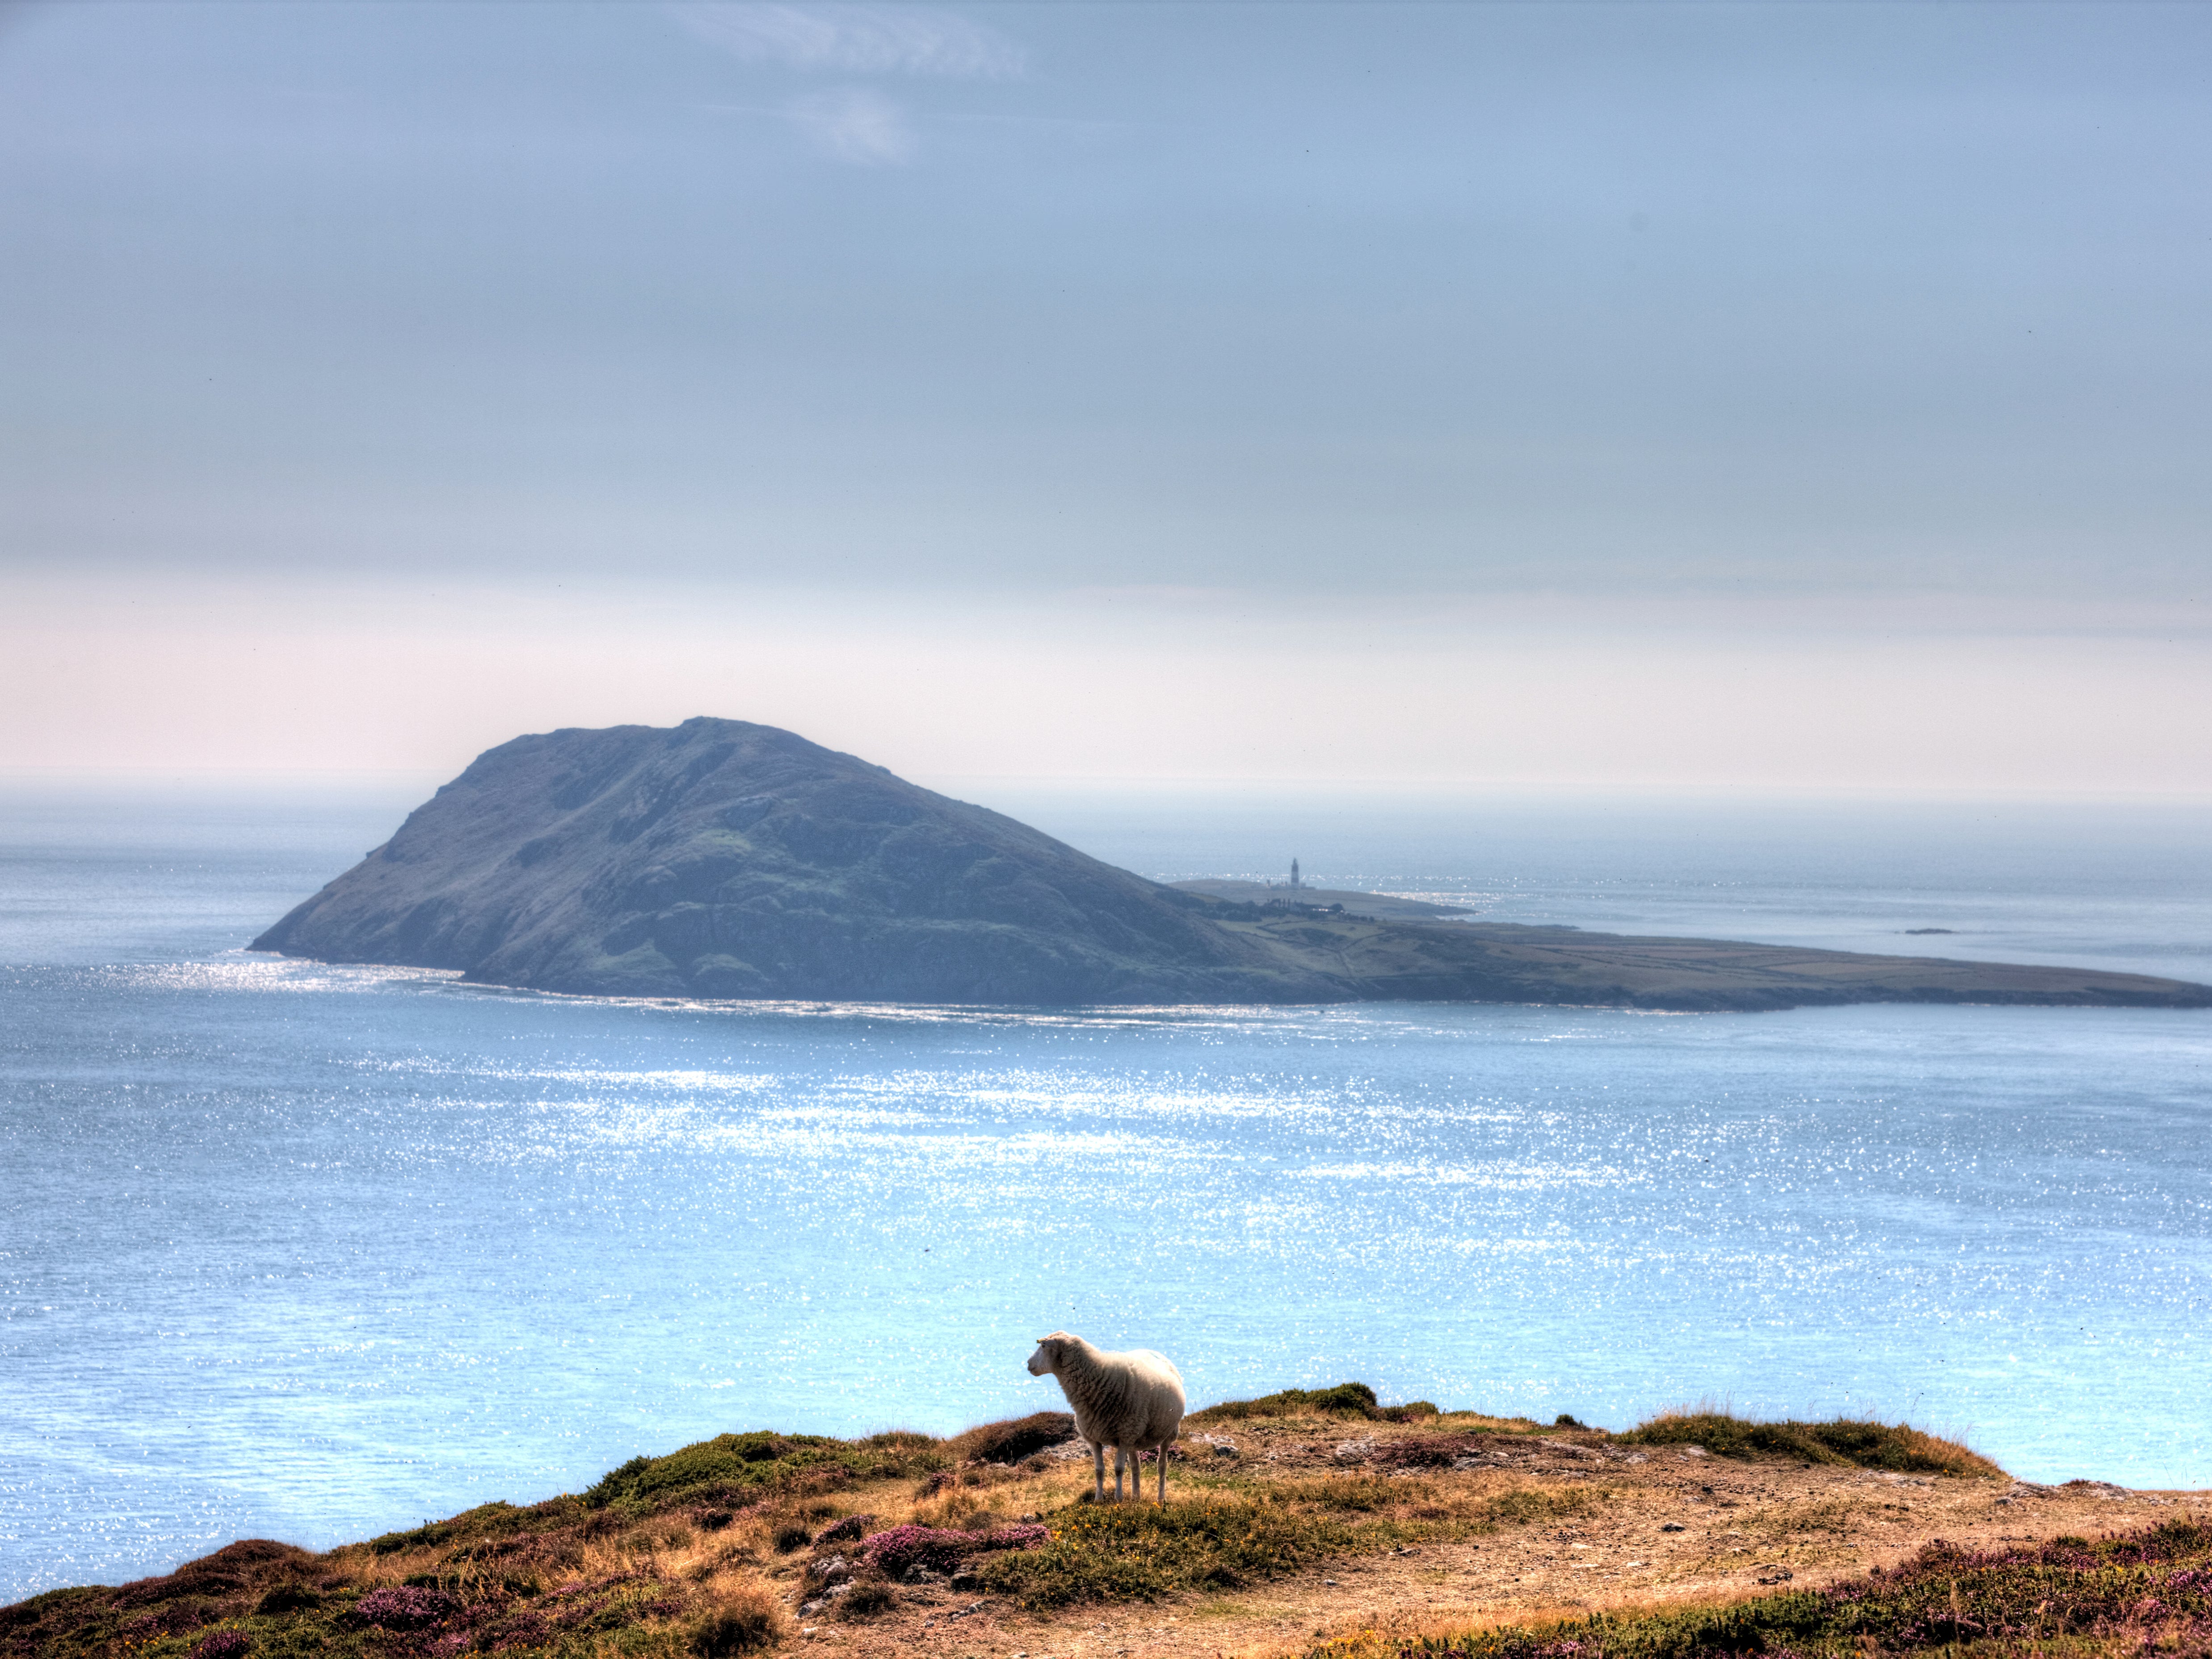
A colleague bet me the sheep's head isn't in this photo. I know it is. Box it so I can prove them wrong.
[1026,1333,1072,1377]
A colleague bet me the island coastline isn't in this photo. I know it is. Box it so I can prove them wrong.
[247,719,2212,1015]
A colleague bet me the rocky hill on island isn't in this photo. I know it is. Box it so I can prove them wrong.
[251,718,2212,1011]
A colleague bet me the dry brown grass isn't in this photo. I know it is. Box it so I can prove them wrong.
[688,1587,786,1657]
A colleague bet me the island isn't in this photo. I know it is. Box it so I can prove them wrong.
[250,718,2212,1012]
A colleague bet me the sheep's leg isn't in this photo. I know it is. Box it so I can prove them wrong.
[1156,1442,1167,1504]
[1114,1445,1127,1503]
[1091,1441,1106,1503]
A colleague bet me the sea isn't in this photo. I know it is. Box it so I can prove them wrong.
[2,777,2208,1603]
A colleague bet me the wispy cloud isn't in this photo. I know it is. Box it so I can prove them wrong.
[667,3,1026,79]
[787,86,915,165]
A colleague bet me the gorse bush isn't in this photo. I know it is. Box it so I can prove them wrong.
[1617,1411,2000,1477]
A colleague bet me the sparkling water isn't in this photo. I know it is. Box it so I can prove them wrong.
[3,780,2207,1602]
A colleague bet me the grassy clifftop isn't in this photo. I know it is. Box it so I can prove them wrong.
[3,1393,2068,1659]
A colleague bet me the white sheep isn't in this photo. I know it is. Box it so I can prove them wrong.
[1026,1331,1186,1504]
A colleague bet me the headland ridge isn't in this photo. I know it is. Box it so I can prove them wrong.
[8,1396,2203,1659]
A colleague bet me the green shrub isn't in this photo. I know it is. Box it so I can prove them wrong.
[979,1495,1410,1609]
[1381,1401,1442,1423]
[252,1586,322,1615]
[1616,1412,2001,1477]
[368,1502,541,1556]
[1189,1382,1380,1423]
[946,1411,1077,1465]
[583,1430,942,1509]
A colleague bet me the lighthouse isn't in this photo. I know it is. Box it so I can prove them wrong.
[1290,858,1301,891]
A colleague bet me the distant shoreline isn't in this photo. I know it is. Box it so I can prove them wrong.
[249,719,2212,1012]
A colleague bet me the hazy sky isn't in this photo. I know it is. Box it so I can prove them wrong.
[3,1,2207,790]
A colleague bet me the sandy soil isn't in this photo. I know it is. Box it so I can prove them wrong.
[785,1425,2201,1659]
